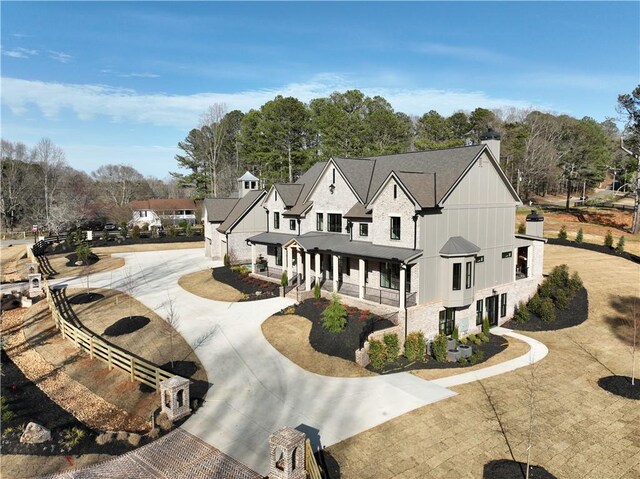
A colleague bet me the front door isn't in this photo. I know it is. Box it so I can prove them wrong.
[485,295,499,326]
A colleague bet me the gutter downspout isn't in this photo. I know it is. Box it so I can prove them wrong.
[433,172,437,206]
[412,214,418,250]
[297,218,301,236]
[265,208,269,232]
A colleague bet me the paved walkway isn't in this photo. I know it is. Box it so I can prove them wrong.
[51,247,547,476]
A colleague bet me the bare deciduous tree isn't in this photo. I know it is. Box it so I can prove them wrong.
[199,103,228,197]
[31,138,67,230]
[161,294,181,369]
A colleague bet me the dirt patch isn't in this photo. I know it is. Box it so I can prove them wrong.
[178,268,244,302]
[261,314,374,378]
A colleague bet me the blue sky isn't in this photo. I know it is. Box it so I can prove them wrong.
[2,1,638,178]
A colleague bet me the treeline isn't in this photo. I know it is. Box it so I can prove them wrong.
[174,88,637,200]
[1,139,188,232]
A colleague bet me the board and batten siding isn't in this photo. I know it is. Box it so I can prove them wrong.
[418,151,519,303]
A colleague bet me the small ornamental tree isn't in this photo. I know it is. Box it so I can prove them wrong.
[280,271,289,287]
[131,225,140,239]
[452,325,459,341]
[313,282,321,299]
[604,230,614,248]
[558,225,568,240]
[383,333,399,361]
[482,316,491,337]
[575,228,584,243]
[321,293,347,333]
[75,243,91,264]
[616,236,625,253]
[368,339,387,369]
[513,301,530,323]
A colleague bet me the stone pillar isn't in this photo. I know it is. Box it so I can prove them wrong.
[305,252,311,290]
[314,252,321,285]
[399,265,406,311]
[332,254,339,292]
[358,258,365,300]
[28,273,42,296]
[268,427,306,479]
[251,243,256,274]
[160,376,191,421]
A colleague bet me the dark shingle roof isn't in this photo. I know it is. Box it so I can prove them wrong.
[344,202,372,220]
[204,198,240,223]
[216,190,266,233]
[248,231,422,263]
[333,157,376,202]
[274,184,304,208]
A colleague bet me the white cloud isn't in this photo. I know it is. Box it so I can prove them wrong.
[119,72,160,78]
[1,75,543,130]
[414,43,508,64]
[49,51,73,63]
[2,47,38,59]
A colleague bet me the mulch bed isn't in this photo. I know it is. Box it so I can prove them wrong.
[68,292,105,304]
[103,316,151,337]
[548,238,640,264]
[285,298,509,373]
[367,333,509,375]
[598,375,640,400]
[483,459,558,479]
[64,252,100,267]
[504,287,588,332]
[212,266,279,301]
[287,298,394,361]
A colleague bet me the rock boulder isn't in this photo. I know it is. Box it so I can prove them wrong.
[20,422,52,444]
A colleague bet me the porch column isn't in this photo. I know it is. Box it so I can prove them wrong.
[251,243,256,274]
[332,254,339,292]
[399,264,406,311]
[315,252,321,285]
[287,247,293,282]
[305,252,312,290]
[358,258,365,300]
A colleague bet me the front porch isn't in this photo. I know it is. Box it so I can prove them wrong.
[247,232,421,310]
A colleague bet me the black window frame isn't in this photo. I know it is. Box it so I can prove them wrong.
[359,223,368,237]
[476,299,484,326]
[289,219,296,231]
[502,251,512,258]
[328,213,342,233]
[316,213,323,231]
[465,261,473,289]
[393,184,397,199]
[380,261,400,290]
[275,246,282,266]
[273,211,280,229]
[452,263,462,291]
[500,293,507,317]
[439,309,455,336]
[390,216,401,240]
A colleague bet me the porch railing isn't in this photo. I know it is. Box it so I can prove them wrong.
[320,280,417,308]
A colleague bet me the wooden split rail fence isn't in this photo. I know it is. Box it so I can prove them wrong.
[37,261,180,391]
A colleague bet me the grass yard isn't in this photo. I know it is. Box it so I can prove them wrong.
[178,268,245,302]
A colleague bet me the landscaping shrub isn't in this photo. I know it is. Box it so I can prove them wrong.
[482,316,490,337]
[1,396,14,423]
[116,431,129,441]
[75,243,91,264]
[223,254,230,267]
[383,333,399,361]
[101,229,110,241]
[168,225,177,237]
[313,282,321,299]
[151,225,159,239]
[321,293,347,333]
[185,223,193,237]
[404,331,426,361]
[119,223,128,239]
[368,339,387,369]
[517,222,526,234]
[467,333,476,343]
[478,333,489,343]
[513,301,530,323]
[555,289,569,310]
[528,293,544,316]
[604,230,614,248]
[147,428,160,439]
[280,271,289,287]
[538,297,556,322]
[575,228,583,243]
[452,325,459,341]
[178,219,188,228]
[558,225,568,240]
[156,413,172,431]
[569,271,583,295]
[616,236,625,253]
[432,334,448,362]
[140,223,149,232]
[61,427,85,448]
[131,225,140,239]
[127,433,141,446]
[469,350,484,365]
[95,432,113,445]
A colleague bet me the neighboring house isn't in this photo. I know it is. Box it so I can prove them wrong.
[240,134,545,338]
[129,199,200,228]
[204,172,267,262]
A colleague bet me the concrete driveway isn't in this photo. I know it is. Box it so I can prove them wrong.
[52,247,547,475]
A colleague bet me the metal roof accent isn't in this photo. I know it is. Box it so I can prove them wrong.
[439,236,481,256]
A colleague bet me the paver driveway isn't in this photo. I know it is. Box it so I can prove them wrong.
[53,248,457,474]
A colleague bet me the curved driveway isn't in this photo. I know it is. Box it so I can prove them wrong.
[52,247,546,475]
